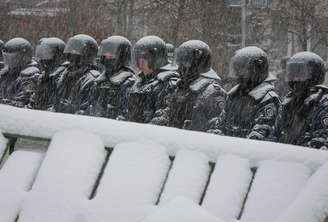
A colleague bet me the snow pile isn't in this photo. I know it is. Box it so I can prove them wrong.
[202,155,252,221]
[0,105,327,171]
[159,149,210,204]
[276,162,328,222]
[87,141,170,222]
[241,160,311,222]
[143,197,225,222]
[18,131,106,222]
[0,150,44,222]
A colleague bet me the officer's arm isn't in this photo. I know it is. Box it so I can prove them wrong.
[307,105,328,149]
[15,73,40,108]
[247,101,279,141]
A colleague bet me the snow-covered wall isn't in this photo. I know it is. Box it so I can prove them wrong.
[0,105,328,170]
[0,130,7,163]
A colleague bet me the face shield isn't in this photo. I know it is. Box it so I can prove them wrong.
[35,44,54,61]
[175,47,193,69]
[3,52,23,69]
[64,38,86,56]
[228,56,252,81]
[286,62,311,82]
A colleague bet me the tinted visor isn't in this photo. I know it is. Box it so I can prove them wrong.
[175,48,193,68]
[3,52,22,69]
[228,58,251,80]
[64,38,86,55]
[35,45,54,60]
[286,62,311,82]
[98,44,119,58]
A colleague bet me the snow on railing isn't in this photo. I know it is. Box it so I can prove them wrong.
[0,104,328,171]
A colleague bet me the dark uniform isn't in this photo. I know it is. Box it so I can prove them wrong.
[91,36,137,119]
[0,38,40,107]
[152,40,226,132]
[52,34,100,114]
[276,52,328,149]
[33,37,65,110]
[209,46,280,141]
[127,36,179,123]
[0,40,4,70]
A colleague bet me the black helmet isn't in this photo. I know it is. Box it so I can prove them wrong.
[36,37,65,70]
[98,36,132,74]
[176,40,212,73]
[3,37,33,69]
[229,46,269,90]
[286,52,325,84]
[134,36,167,71]
[64,34,98,65]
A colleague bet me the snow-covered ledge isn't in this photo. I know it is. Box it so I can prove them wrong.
[0,104,327,170]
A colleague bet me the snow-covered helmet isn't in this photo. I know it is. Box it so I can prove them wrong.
[64,34,98,65]
[134,36,168,70]
[229,46,269,90]
[98,36,132,74]
[36,37,65,70]
[3,38,33,69]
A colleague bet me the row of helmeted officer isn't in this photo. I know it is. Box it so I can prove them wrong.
[0,34,327,149]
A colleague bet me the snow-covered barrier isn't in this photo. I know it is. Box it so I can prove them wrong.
[0,104,328,171]
[18,131,106,222]
[1,105,328,222]
[0,150,44,222]
[0,131,8,165]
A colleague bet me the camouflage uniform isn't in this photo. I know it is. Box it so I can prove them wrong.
[128,67,179,123]
[91,67,137,119]
[209,75,280,140]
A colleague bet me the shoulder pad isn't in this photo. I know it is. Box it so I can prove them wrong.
[200,68,221,81]
[160,63,178,71]
[190,77,213,92]
[89,69,101,78]
[110,71,133,85]
[21,66,40,77]
[261,90,280,103]
[228,85,240,96]
[62,61,71,66]
[249,82,275,101]
[95,73,107,84]
[157,70,179,82]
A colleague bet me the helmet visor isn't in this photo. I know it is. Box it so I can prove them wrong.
[286,62,311,82]
[98,43,120,58]
[3,52,22,69]
[64,38,86,55]
[175,47,193,68]
[35,45,54,60]
[228,57,251,80]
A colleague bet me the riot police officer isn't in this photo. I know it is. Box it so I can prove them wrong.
[127,36,179,123]
[276,52,328,149]
[53,34,100,114]
[90,36,137,119]
[0,38,40,107]
[152,40,226,132]
[33,37,65,110]
[208,46,280,141]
